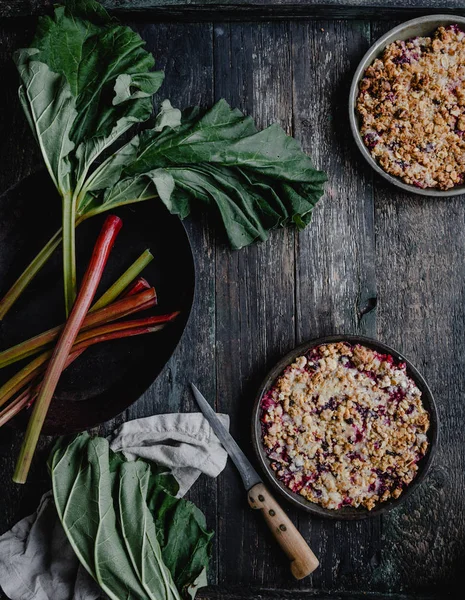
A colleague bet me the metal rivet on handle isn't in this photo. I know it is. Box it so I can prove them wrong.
[279,524,287,531]
[269,509,276,516]
[258,494,265,501]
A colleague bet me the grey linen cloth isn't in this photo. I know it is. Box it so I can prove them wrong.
[0,413,229,600]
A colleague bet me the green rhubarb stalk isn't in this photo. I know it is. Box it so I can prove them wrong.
[0,316,174,429]
[0,311,177,411]
[62,191,78,315]
[14,214,123,484]
[0,351,52,410]
[91,249,154,312]
[0,229,62,321]
[0,288,156,369]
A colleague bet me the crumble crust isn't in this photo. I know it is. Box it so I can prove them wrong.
[261,342,430,510]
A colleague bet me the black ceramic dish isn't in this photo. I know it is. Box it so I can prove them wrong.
[0,170,195,434]
[252,335,439,520]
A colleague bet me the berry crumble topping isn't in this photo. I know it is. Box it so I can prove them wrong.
[357,25,465,190]
[260,342,430,511]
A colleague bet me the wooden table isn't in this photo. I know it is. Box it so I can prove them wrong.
[0,2,463,599]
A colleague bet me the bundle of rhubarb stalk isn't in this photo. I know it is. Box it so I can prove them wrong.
[0,0,327,484]
[0,215,178,483]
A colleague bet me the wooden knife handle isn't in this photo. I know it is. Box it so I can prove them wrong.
[248,482,319,579]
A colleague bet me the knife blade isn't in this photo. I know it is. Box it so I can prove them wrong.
[190,383,319,579]
[191,383,262,491]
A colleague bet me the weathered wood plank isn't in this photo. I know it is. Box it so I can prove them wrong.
[198,587,448,600]
[213,20,299,587]
[291,18,381,592]
[2,1,465,20]
[120,20,219,584]
[370,19,465,599]
[373,163,465,598]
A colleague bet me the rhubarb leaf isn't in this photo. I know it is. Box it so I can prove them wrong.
[146,474,213,600]
[155,99,183,132]
[15,49,76,196]
[15,0,163,312]
[51,433,212,600]
[3,0,325,319]
[30,0,163,191]
[89,99,327,249]
[79,99,181,207]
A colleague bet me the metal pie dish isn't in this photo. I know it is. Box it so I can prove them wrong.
[349,14,465,197]
[251,335,439,520]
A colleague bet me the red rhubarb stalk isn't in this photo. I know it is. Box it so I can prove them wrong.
[70,313,179,345]
[0,287,157,369]
[13,215,123,483]
[0,306,175,410]
[0,277,161,428]
[122,277,151,297]
[0,388,32,428]
[0,319,173,429]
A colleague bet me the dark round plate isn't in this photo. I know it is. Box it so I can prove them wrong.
[0,170,195,434]
[252,335,439,519]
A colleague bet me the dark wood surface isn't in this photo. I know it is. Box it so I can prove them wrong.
[0,4,463,600]
[2,1,465,20]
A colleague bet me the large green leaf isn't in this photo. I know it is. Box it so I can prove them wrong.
[5,0,326,318]
[30,0,164,190]
[15,0,164,312]
[15,49,76,196]
[88,99,327,248]
[50,433,212,600]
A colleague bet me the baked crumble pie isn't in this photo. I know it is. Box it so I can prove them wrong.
[357,25,465,190]
[260,342,430,510]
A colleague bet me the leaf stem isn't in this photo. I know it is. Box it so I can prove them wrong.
[62,190,78,316]
[13,215,123,484]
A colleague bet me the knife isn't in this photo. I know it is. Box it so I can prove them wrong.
[191,384,319,579]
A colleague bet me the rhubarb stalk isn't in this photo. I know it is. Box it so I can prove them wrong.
[0,310,178,410]
[0,288,157,369]
[13,215,123,484]
[91,250,154,312]
[0,229,62,321]
[0,319,172,429]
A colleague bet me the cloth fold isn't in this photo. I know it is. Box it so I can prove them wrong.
[0,412,229,600]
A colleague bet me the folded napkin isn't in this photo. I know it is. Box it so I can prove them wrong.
[0,413,229,600]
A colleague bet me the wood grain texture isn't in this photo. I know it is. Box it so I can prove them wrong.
[198,589,448,600]
[0,9,463,600]
[2,1,465,20]
[369,20,465,598]
[213,20,300,588]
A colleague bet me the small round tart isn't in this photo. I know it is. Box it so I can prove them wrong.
[260,342,430,511]
[357,25,465,190]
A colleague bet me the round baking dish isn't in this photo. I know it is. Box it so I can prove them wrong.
[349,14,465,197]
[251,335,439,519]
